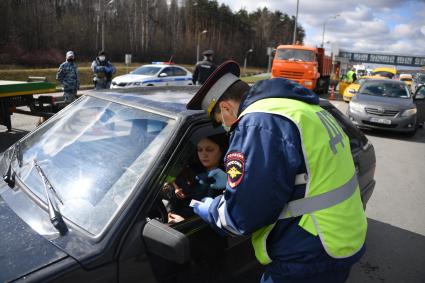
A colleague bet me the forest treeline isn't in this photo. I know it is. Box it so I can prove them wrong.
[0,0,305,67]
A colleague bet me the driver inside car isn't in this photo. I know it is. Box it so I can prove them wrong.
[162,134,228,224]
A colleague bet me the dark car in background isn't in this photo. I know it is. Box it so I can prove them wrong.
[347,79,425,136]
[0,86,376,283]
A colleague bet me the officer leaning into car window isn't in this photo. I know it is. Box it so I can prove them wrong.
[91,50,116,89]
[56,51,80,103]
[187,60,367,283]
[192,49,217,85]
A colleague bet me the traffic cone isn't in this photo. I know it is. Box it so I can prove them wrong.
[329,83,335,100]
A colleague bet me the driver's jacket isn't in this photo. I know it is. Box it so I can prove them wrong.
[206,78,365,277]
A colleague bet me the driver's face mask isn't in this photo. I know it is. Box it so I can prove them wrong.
[220,110,232,132]
[99,56,106,61]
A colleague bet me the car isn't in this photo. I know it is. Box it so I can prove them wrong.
[399,74,413,93]
[347,79,425,136]
[111,62,193,88]
[342,76,384,102]
[413,85,425,126]
[0,86,376,282]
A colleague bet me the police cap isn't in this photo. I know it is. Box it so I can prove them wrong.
[202,50,214,56]
[187,60,240,118]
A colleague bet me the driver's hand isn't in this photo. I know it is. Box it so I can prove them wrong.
[168,212,185,224]
[173,182,186,199]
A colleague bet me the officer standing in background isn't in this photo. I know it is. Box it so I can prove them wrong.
[56,51,80,103]
[188,61,367,283]
[91,50,116,89]
[192,50,217,85]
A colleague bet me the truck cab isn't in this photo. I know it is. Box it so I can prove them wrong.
[271,44,332,94]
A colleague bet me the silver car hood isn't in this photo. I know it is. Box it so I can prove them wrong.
[353,93,415,110]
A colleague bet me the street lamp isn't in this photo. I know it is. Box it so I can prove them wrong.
[243,49,254,74]
[292,0,300,44]
[196,30,208,62]
[321,14,340,48]
[99,0,115,52]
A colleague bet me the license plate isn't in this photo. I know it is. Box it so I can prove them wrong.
[370,117,392,125]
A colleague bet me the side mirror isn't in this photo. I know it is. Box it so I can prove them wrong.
[143,219,190,264]
[159,73,167,78]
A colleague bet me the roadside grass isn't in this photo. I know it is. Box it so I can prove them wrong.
[0,63,266,88]
[241,73,271,84]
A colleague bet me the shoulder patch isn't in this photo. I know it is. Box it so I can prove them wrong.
[225,152,245,188]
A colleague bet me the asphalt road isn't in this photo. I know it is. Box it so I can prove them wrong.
[1,96,425,282]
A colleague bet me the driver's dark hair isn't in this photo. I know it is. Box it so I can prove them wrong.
[212,80,250,115]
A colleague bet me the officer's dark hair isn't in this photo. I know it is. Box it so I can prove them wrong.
[98,50,106,56]
[212,80,249,115]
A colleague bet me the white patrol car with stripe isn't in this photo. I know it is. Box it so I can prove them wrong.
[111,62,193,88]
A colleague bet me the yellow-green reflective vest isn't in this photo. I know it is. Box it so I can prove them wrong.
[240,98,367,265]
[346,70,354,83]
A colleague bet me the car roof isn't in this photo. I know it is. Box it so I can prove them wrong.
[86,85,334,115]
[86,86,201,115]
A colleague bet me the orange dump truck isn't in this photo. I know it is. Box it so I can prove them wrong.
[271,44,332,94]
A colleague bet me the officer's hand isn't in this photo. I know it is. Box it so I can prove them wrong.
[207,168,227,190]
[193,197,213,222]
[104,66,111,73]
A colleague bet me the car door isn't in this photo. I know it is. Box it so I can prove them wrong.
[172,67,191,86]
[142,122,260,282]
[158,67,174,86]
[414,86,425,124]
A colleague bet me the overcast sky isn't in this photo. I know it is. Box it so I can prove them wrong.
[217,0,425,57]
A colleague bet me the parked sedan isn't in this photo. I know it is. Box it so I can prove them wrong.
[347,79,425,136]
[111,63,193,88]
[0,86,376,282]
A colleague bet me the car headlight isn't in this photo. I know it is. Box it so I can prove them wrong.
[349,102,364,113]
[400,108,417,117]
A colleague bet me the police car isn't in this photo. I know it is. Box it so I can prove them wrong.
[111,62,193,88]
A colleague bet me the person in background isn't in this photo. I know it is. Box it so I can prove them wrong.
[192,50,217,85]
[163,134,228,224]
[56,51,79,103]
[91,50,116,89]
[188,60,367,283]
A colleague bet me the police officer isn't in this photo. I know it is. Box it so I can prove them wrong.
[187,61,367,283]
[56,51,80,103]
[91,50,116,89]
[192,50,217,85]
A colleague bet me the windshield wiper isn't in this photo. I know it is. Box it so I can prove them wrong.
[3,142,22,188]
[34,160,68,235]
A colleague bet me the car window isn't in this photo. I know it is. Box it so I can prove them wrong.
[173,67,187,76]
[14,96,177,236]
[132,66,161,75]
[416,86,425,98]
[162,67,174,77]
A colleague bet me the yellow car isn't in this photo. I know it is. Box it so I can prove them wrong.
[342,76,384,102]
[399,74,413,92]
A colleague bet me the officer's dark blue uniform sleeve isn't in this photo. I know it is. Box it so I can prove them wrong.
[207,113,303,236]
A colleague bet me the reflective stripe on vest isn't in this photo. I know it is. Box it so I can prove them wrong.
[241,98,367,265]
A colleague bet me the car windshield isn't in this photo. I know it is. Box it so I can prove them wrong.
[359,81,410,98]
[132,66,162,75]
[276,49,315,62]
[12,96,176,235]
